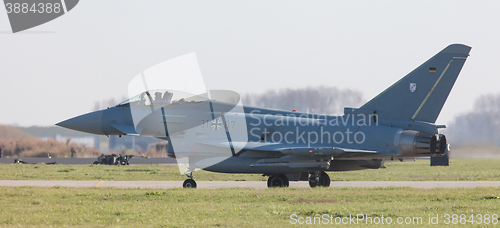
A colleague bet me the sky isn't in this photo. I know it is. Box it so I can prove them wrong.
[0,1,499,126]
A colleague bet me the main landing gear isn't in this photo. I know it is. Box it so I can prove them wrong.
[267,174,289,187]
[182,172,197,188]
[266,171,331,188]
[308,171,330,187]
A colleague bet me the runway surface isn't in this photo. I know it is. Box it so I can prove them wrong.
[0,157,176,165]
[0,180,498,189]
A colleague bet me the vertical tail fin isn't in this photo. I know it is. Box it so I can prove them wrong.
[360,44,471,123]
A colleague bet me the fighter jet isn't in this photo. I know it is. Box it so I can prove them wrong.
[57,44,471,188]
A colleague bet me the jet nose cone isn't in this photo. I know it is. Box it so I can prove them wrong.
[56,110,104,135]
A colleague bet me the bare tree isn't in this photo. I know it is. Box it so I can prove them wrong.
[242,86,364,115]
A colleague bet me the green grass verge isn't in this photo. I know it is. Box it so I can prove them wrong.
[0,187,498,227]
[0,158,499,181]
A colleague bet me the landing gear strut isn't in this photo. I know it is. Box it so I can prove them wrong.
[267,174,289,188]
[308,171,330,187]
[183,172,197,188]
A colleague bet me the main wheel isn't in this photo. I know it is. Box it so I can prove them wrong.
[267,174,289,188]
[279,174,290,187]
[319,171,330,187]
[183,179,197,188]
[308,171,330,187]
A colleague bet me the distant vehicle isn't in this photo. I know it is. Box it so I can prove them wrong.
[57,44,471,188]
[93,154,135,165]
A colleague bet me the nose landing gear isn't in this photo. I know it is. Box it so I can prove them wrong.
[182,172,197,188]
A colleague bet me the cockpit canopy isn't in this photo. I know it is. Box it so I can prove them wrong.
[115,90,207,107]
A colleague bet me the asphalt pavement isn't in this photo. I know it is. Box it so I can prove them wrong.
[0,180,498,189]
[0,157,176,165]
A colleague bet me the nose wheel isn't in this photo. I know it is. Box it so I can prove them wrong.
[308,171,330,187]
[182,172,197,188]
[183,179,197,188]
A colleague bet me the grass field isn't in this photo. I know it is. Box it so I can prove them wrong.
[0,158,499,181]
[0,186,498,227]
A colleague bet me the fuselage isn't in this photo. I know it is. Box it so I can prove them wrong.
[57,98,445,175]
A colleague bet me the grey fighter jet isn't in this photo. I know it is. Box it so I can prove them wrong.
[57,44,471,188]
